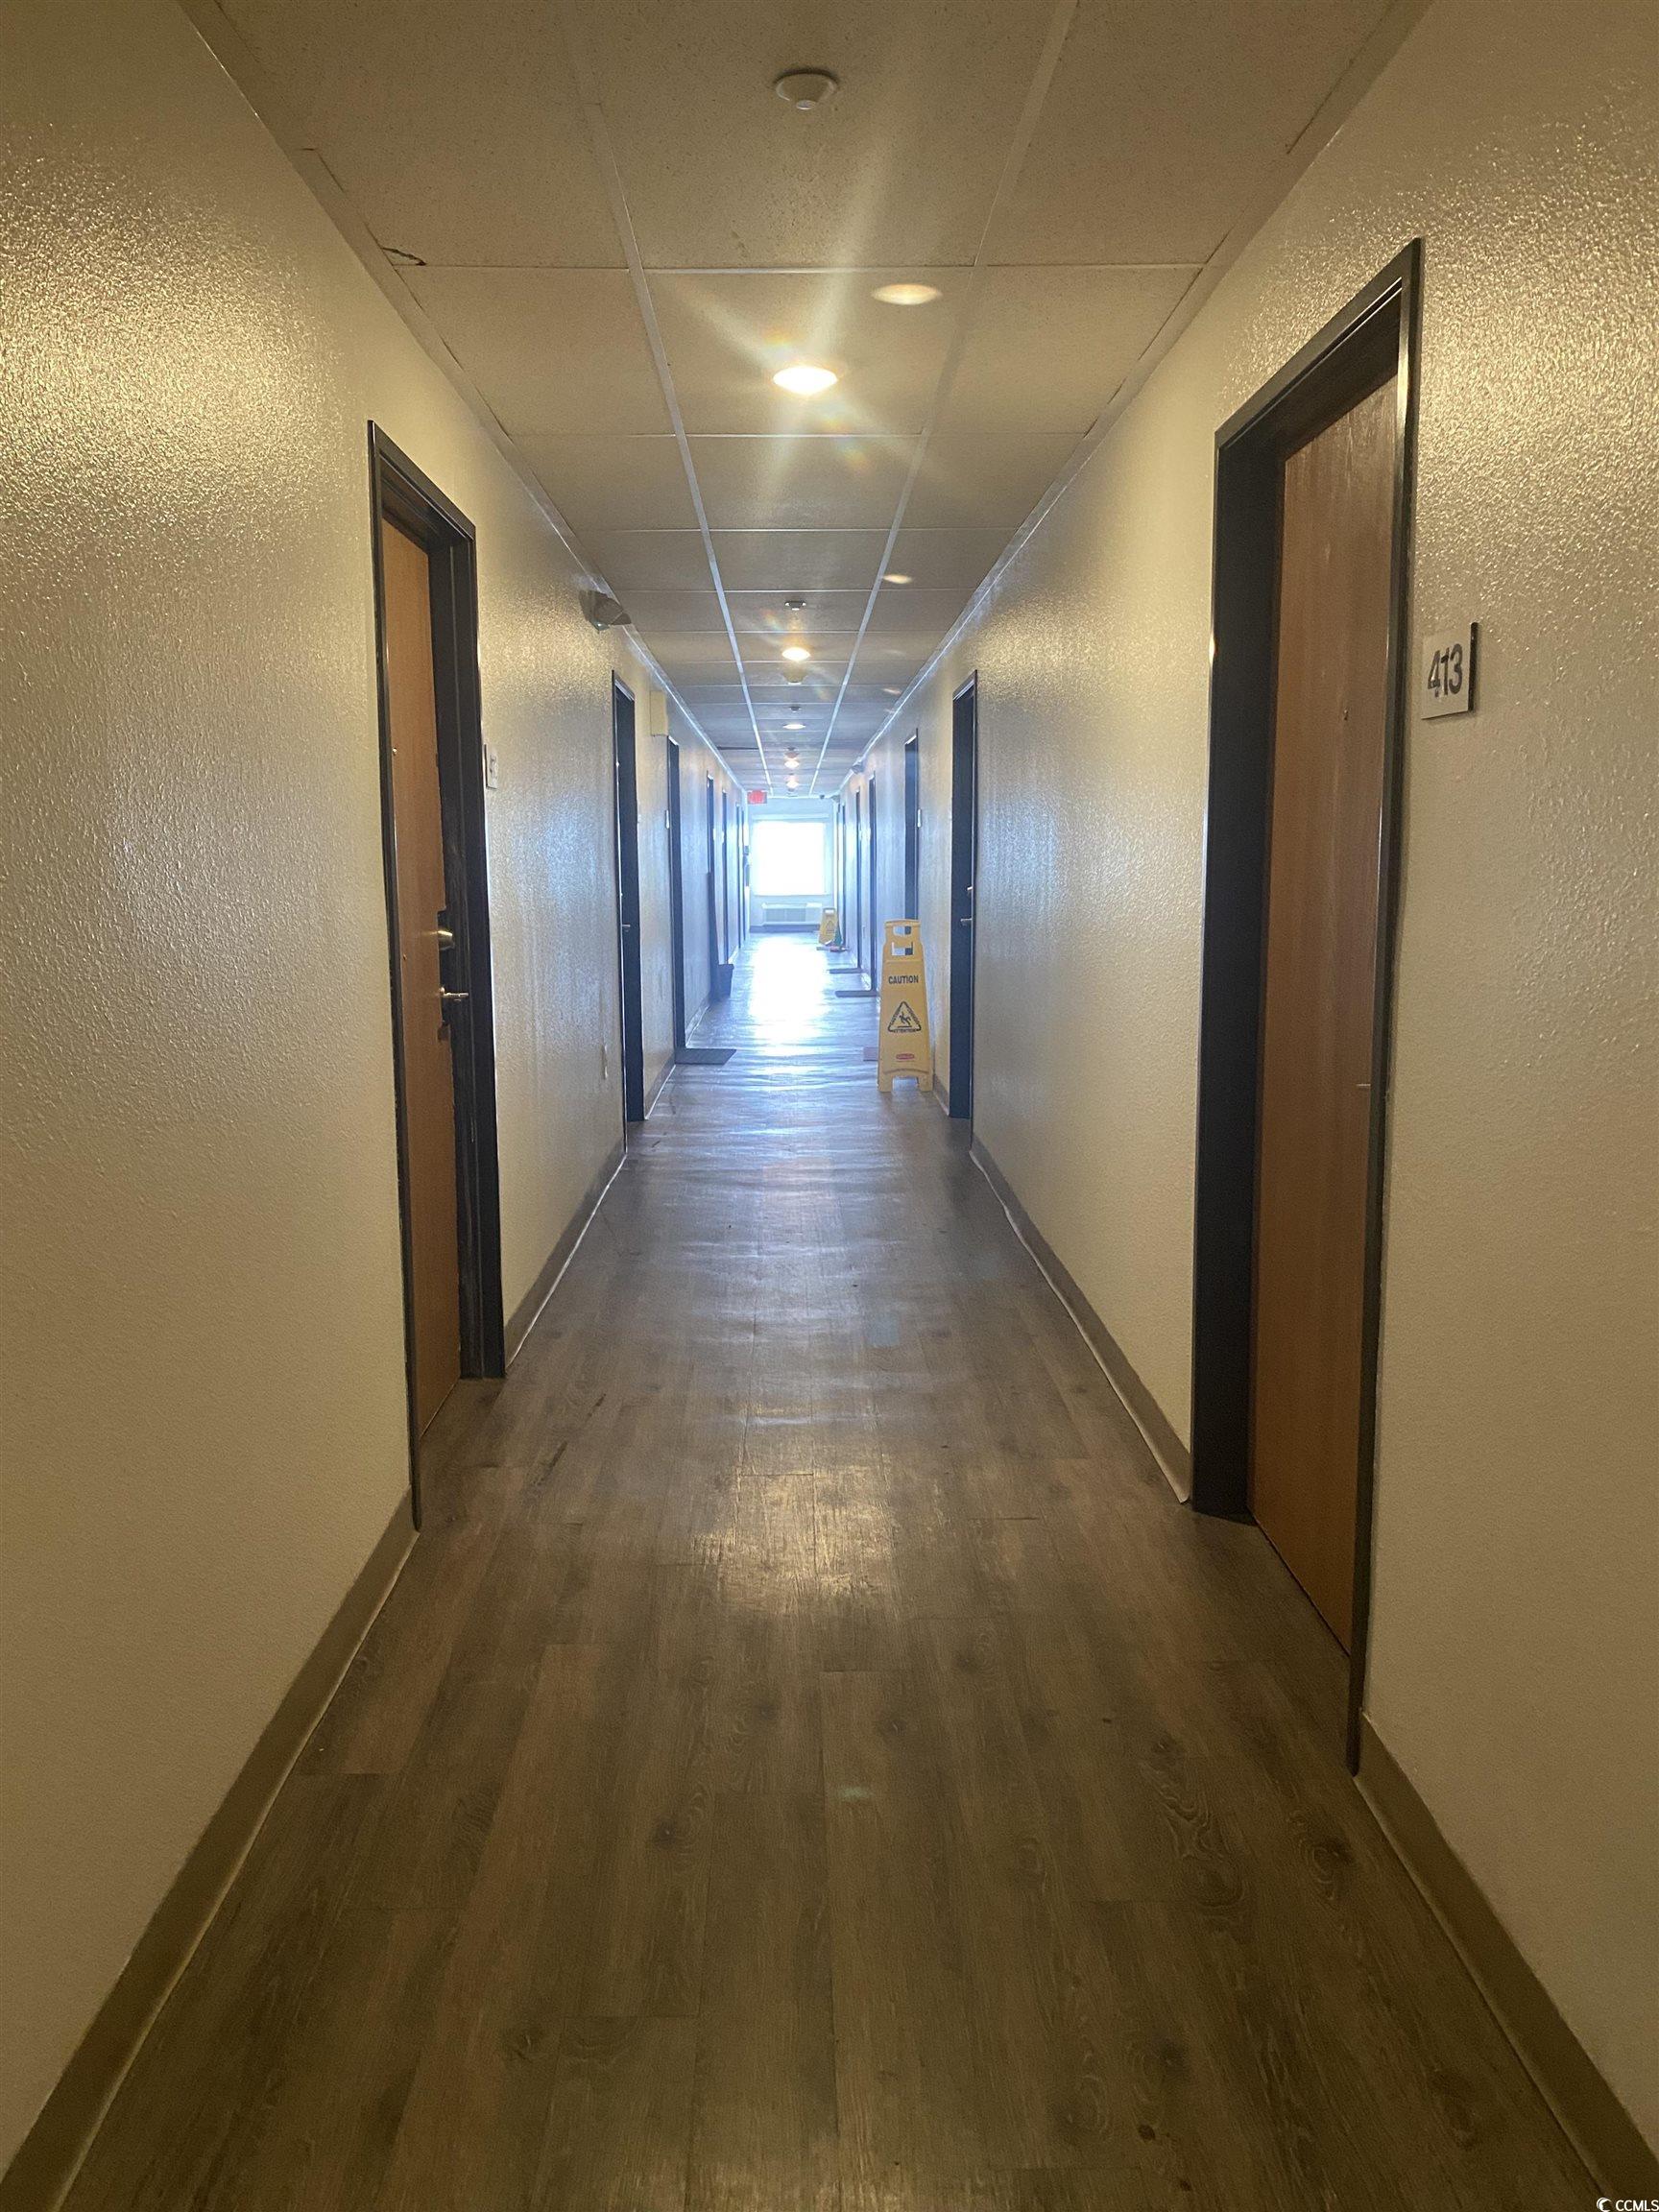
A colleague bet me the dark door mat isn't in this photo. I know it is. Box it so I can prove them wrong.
[676,1046,737,1065]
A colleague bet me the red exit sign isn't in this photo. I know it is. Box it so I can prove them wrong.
[747,789,768,804]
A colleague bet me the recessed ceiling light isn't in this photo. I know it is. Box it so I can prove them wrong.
[781,643,811,663]
[786,775,801,789]
[881,571,912,585]
[785,719,805,731]
[883,685,902,696]
[773,363,838,396]
[872,282,942,307]
[783,596,806,612]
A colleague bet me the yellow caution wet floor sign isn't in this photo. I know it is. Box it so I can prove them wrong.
[877,919,932,1093]
[818,907,840,947]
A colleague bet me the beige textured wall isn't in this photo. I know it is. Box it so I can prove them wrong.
[854,0,1658,2147]
[0,0,734,2169]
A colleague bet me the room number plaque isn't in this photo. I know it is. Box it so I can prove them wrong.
[1421,621,1478,718]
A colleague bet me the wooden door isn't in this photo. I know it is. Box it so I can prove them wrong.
[1250,377,1398,1646]
[380,517,461,1432]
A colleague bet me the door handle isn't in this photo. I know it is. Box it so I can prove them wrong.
[439,989,469,1005]
[434,926,456,949]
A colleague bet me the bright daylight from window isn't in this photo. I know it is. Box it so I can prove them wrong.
[751,819,827,899]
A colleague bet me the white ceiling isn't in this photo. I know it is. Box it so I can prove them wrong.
[214,0,1393,788]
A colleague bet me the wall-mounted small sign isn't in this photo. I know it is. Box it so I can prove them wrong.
[1421,621,1478,719]
[748,788,768,804]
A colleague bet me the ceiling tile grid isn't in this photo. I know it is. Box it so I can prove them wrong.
[216,0,1401,787]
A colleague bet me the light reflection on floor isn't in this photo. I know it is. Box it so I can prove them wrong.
[721,930,836,1046]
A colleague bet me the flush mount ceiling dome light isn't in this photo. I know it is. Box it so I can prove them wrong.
[785,719,805,730]
[773,362,838,397]
[781,643,811,662]
[873,282,941,306]
[881,571,912,585]
[774,67,839,111]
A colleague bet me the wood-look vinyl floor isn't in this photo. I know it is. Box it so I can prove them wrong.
[63,938,1589,2211]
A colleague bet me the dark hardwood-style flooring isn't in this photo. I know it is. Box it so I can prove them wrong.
[64,937,1588,2210]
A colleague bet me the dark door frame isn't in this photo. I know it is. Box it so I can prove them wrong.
[1188,241,1422,1767]
[867,772,879,974]
[704,771,719,997]
[719,787,731,959]
[949,675,979,1122]
[611,678,645,1123]
[665,733,687,1051]
[853,785,864,974]
[903,731,921,919]
[835,797,848,943]
[367,425,505,1527]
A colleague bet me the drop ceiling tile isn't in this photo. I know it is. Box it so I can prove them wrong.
[403,270,669,434]
[939,267,1196,434]
[620,589,728,634]
[689,436,917,529]
[515,434,696,536]
[742,654,852,685]
[988,0,1390,264]
[651,636,746,676]
[711,531,887,592]
[838,685,911,707]
[883,528,1012,590]
[746,672,843,703]
[855,642,937,679]
[652,274,963,434]
[223,0,621,266]
[589,531,713,589]
[581,1,1050,267]
[862,586,973,638]
[728,592,869,639]
[905,432,1079,533]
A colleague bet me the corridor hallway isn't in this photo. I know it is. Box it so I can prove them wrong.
[60,937,1588,2211]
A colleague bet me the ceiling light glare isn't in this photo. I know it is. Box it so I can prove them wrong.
[881,571,912,585]
[773,363,838,397]
[785,719,805,731]
[781,644,811,663]
[873,282,942,307]
[786,775,801,789]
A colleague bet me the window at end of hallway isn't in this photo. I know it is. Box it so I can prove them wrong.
[752,819,828,899]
